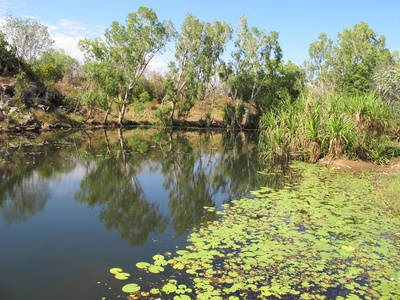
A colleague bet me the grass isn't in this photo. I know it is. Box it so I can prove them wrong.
[258,91,399,164]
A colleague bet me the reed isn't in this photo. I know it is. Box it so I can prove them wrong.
[259,91,398,164]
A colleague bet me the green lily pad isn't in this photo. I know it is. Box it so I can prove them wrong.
[114,272,130,280]
[136,262,150,269]
[109,268,123,274]
[153,254,164,261]
[121,283,140,293]
[148,265,164,273]
[162,283,177,294]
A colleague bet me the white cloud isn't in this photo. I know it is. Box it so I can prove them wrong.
[59,19,86,35]
[48,19,92,62]
[148,51,174,72]
[52,32,85,61]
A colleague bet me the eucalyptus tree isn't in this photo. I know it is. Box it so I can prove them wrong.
[2,14,54,64]
[307,22,392,94]
[79,7,175,125]
[306,33,333,93]
[222,16,282,128]
[332,22,391,93]
[161,14,232,122]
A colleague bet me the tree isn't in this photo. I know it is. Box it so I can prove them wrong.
[256,60,305,113]
[306,33,333,92]
[333,22,392,93]
[0,30,20,74]
[2,14,54,64]
[79,7,174,125]
[306,22,393,94]
[160,14,232,122]
[222,16,282,128]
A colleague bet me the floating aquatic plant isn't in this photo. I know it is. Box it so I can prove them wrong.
[108,162,400,299]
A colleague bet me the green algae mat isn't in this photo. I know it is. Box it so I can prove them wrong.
[110,163,400,299]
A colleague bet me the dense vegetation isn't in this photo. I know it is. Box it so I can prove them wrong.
[0,7,399,163]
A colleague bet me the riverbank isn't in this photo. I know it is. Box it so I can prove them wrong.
[0,104,228,133]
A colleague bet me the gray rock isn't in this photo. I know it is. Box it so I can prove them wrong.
[8,107,20,115]
[0,94,14,109]
[2,84,15,95]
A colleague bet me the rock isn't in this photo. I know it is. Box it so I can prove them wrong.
[54,122,72,129]
[41,122,53,131]
[16,114,37,126]
[0,94,14,109]
[8,107,20,115]
[2,84,15,96]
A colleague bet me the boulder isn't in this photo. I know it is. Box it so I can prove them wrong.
[54,122,72,129]
[41,122,53,131]
[0,94,14,109]
[16,114,37,126]
[2,84,15,96]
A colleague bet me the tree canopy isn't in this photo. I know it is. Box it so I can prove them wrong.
[2,14,54,64]
[79,7,175,124]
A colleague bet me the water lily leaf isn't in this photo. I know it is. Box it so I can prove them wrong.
[150,288,160,294]
[173,262,185,270]
[122,283,140,293]
[136,262,150,269]
[148,265,164,273]
[174,295,192,300]
[114,272,130,280]
[176,250,190,255]
[162,283,177,294]
[109,268,123,274]
[154,259,168,266]
[153,254,164,261]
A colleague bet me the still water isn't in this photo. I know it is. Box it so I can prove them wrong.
[0,128,287,300]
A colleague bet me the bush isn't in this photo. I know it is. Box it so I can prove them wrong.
[258,91,397,164]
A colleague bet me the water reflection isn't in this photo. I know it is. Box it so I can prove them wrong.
[0,142,76,225]
[0,128,291,245]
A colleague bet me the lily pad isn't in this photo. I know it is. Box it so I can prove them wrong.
[148,265,164,273]
[153,254,164,261]
[121,283,140,293]
[114,272,130,280]
[109,268,123,274]
[162,283,177,294]
[136,262,150,269]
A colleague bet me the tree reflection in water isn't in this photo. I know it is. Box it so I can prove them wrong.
[0,128,293,245]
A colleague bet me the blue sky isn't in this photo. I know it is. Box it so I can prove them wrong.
[1,0,399,71]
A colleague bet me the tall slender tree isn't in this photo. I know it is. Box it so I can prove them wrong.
[222,16,282,127]
[79,7,175,125]
[161,14,232,121]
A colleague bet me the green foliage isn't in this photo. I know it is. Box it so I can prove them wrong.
[12,72,29,108]
[79,6,174,124]
[372,65,400,104]
[306,22,393,95]
[223,102,245,127]
[81,90,97,106]
[0,30,20,74]
[33,48,79,85]
[116,163,400,299]
[221,15,283,127]
[165,14,232,121]
[258,92,396,163]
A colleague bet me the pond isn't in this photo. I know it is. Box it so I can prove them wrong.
[0,128,289,300]
[2,128,400,300]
